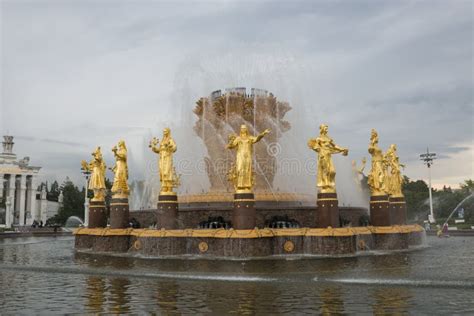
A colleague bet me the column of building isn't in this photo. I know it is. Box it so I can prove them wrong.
[6,175,16,227]
[18,175,27,226]
[0,173,4,200]
[25,176,37,225]
[0,174,4,226]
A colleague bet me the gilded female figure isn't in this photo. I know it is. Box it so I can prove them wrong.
[308,124,348,193]
[368,129,387,196]
[226,125,270,193]
[111,140,129,198]
[385,144,404,197]
[149,128,179,194]
[81,147,106,201]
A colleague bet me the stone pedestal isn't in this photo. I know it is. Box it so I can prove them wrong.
[370,195,391,226]
[157,193,178,229]
[389,196,407,225]
[110,198,129,229]
[316,192,340,228]
[233,192,256,229]
[88,200,107,228]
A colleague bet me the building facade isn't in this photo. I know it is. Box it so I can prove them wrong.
[0,136,42,227]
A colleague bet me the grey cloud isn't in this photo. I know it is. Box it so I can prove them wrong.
[1,0,472,189]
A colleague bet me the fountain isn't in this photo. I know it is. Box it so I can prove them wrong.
[193,88,290,193]
[74,88,425,258]
[65,216,84,228]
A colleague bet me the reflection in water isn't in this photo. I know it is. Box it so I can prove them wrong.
[235,285,257,315]
[85,276,106,314]
[1,236,473,314]
[156,281,179,314]
[372,287,412,315]
[319,286,345,315]
[109,278,131,314]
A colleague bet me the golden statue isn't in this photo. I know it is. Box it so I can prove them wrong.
[385,144,405,197]
[81,147,106,201]
[367,129,387,196]
[226,125,270,193]
[308,124,348,193]
[149,128,180,194]
[110,140,129,198]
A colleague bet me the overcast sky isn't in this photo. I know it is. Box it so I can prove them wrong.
[1,0,472,193]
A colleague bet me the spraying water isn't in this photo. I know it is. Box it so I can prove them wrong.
[125,52,370,209]
[442,193,473,227]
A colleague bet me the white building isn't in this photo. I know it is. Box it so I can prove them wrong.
[0,135,60,227]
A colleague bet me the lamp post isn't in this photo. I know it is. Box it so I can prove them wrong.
[81,168,91,227]
[420,148,437,224]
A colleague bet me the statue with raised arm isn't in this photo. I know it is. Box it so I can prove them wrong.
[149,128,179,194]
[111,140,129,198]
[81,147,106,201]
[367,129,387,196]
[308,124,348,193]
[226,125,270,193]
[385,144,405,197]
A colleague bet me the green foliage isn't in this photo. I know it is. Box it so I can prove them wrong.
[48,180,60,201]
[402,176,473,224]
[402,176,429,220]
[57,179,84,224]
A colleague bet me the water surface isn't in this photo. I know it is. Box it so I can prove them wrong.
[0,235,473,314]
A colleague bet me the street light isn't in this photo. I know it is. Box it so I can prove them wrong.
[81,167,91,227]
[420,148,437,224]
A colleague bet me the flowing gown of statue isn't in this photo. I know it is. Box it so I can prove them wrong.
[158,137,177,190]
[228,135,259,190]
[89,161,105,189]
[83,148,106,201]
[368,142,386,195]
[310,135,345,192]
[386,147,403,197]
[112,145,129,196]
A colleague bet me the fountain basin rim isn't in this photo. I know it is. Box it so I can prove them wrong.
[74,225,424,239]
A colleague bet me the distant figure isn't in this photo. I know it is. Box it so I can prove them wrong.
[442,223,449,234]
[39,220,43,228]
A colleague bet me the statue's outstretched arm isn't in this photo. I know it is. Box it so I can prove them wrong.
[149,138,160,153]
[330,140,348,155]
[253,129,270,143]
[307,138,319,152]
[81,160,90,172]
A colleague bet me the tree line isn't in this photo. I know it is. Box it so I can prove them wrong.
[403,178,473,224]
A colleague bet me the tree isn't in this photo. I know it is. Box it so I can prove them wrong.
[460,179,474,194]
[402,176,430,220]
[47,180,60,201]
[56,179,84,224]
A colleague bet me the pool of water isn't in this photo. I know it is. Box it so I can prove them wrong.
[0,235,473,314]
